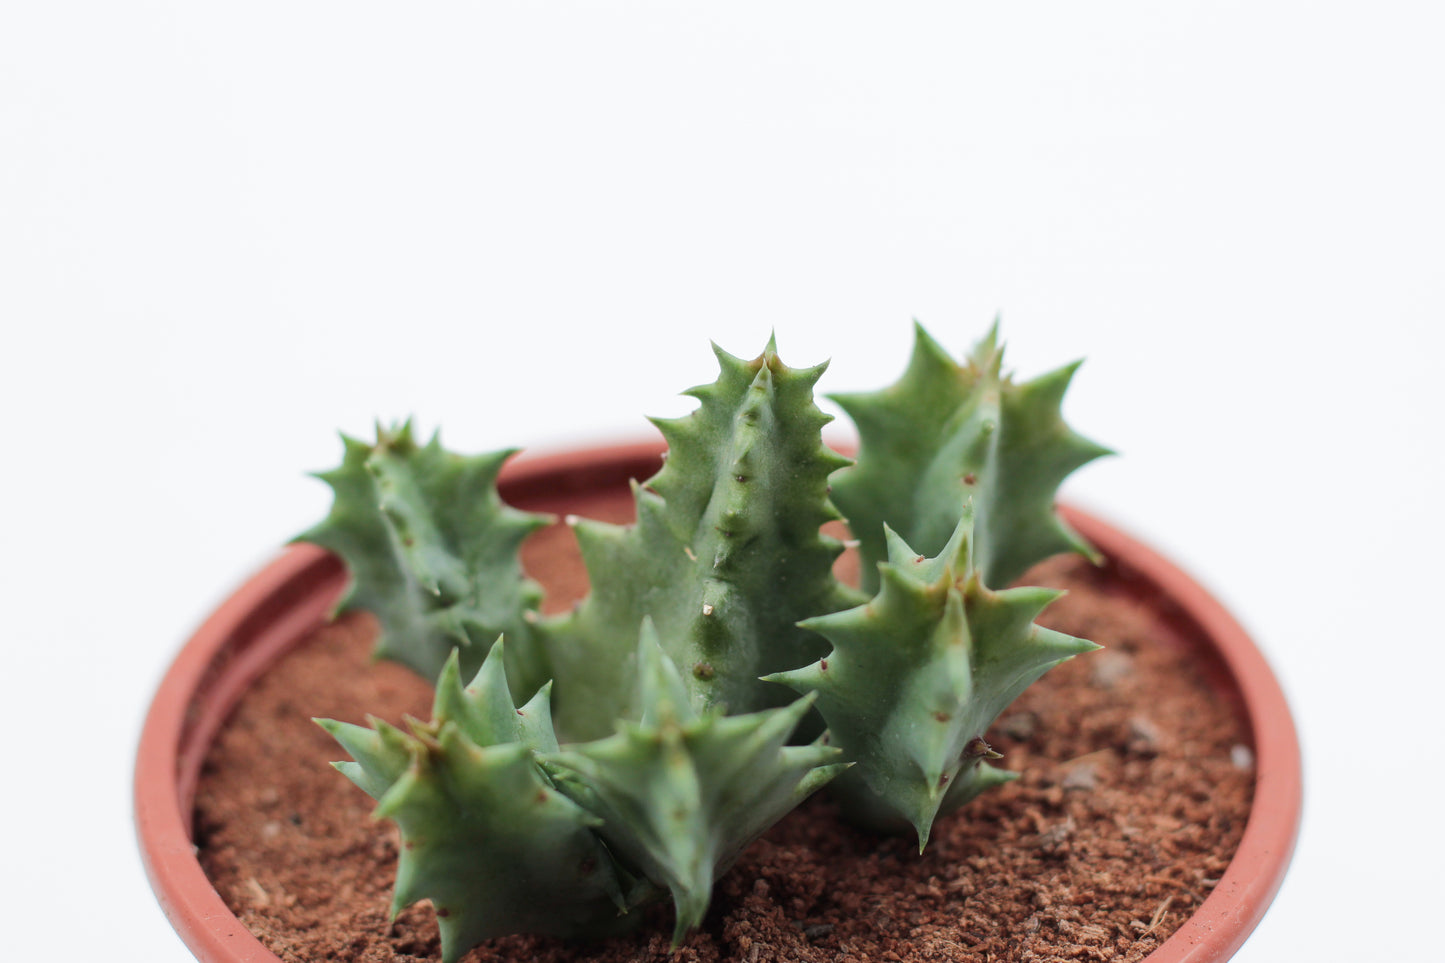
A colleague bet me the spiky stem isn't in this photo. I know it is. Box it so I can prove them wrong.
[297,423,551,696]
[538,340,860,740]
[829,323,1111,591]
[769,514,1098,847]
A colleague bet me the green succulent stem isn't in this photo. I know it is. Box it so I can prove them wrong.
[829,322,1111,591]
[296,423,551,698]
[315,643,633,963]
[537,341,859,740]
[769,516,1098,847]
[545,621,845,943]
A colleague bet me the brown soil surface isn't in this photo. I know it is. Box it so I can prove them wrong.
[195,514,1253,963]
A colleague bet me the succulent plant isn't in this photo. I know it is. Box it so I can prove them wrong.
[309,323,1108,961]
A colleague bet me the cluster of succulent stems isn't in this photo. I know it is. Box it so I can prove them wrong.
[304,323,1108,962]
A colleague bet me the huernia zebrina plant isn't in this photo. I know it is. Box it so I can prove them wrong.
[305,323,1109,962]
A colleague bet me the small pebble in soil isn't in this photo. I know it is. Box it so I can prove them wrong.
[1090,650,1135,688]
[1126,715,1163,755]
[1061,762,1100,792]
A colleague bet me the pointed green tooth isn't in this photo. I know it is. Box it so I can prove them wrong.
[314,717,411,800]
[516,681,561,753]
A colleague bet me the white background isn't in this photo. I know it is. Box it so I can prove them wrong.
[3,3,1442,960]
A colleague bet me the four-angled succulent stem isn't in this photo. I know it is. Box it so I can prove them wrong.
[768,515,1099,849]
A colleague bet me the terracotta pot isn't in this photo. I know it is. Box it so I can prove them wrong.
[135,440,1301,963]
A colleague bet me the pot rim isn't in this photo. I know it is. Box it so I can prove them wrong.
[135,439,1300,963]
